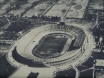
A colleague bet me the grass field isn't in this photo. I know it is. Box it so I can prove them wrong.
[23,0,56,17]
[0,0,10,8]
[45,0,73,17]
[0,17,8,27]
[90,0,103,4]
[56,68,76,78]
[66,0,89,18]
[0,0,10,15]
[90,0,103,10]
[0,54,17,77]
[32,33,69,58]
[8,0,33,16]
[0,0,4,3]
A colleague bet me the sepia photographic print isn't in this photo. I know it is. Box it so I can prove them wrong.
[0,0,104,78]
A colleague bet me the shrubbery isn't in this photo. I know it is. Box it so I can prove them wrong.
[7,19,31,32]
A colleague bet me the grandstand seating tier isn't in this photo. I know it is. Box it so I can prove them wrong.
[16,24,86,67]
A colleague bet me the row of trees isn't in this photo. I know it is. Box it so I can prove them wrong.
[32,15,61,22]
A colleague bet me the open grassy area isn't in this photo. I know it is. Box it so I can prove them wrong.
[79,69,93,78]
[89,0,103,10]
[23,0,56,17]
[0,54,17,77]
[90,0,103,4]
[7,0,30,16]
[56,68,76,78]
[6,18,32,32]
[66,0,89,18]
[45,0,73,17]
[0,17,8,28]
[0,31,19,40]
[0,0,10,8]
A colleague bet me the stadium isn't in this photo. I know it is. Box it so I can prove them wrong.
[7,23,94,77]
[1,0,104,78]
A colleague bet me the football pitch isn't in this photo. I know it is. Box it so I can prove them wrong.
[32,33,70,58]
